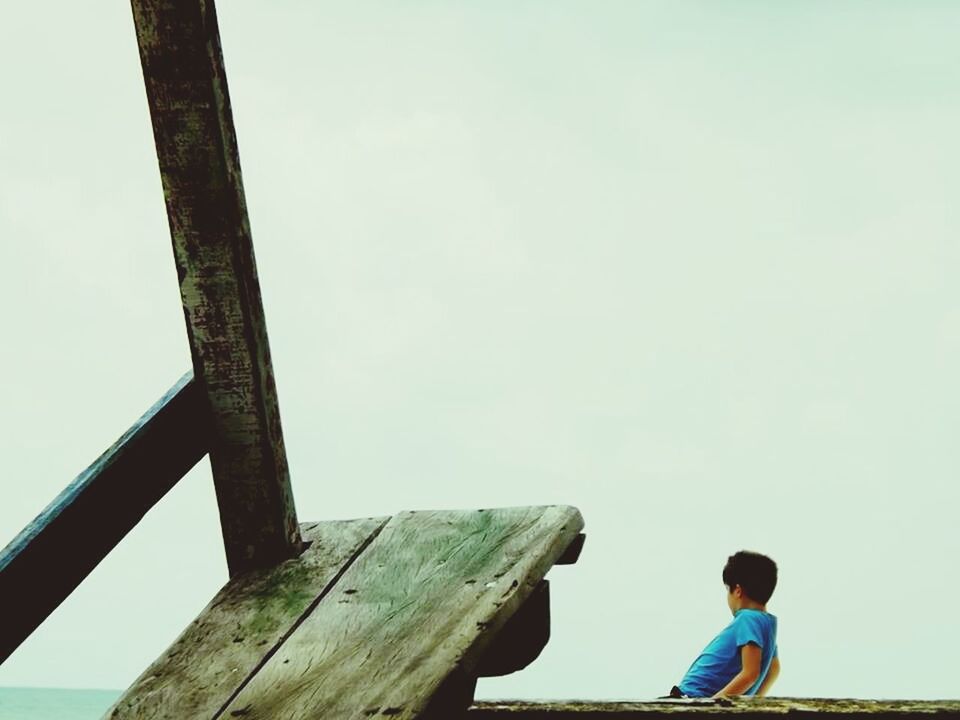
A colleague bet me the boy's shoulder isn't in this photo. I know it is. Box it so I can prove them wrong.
[730,609,777,629]
[735,609,776,619]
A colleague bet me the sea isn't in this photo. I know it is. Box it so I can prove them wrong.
[0,688,121,720]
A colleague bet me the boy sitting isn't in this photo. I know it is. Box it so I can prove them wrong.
[669,551,780,698]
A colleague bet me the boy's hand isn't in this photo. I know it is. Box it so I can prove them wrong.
[712,643,762,698]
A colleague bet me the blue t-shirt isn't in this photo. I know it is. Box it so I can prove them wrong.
[678,609,778,697]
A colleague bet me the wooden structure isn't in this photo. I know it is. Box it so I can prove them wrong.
[0,0,957,718]
[107,507,582,719]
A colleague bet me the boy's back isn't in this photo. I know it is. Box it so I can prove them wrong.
[669,551,781,698]
[678,608,778,697]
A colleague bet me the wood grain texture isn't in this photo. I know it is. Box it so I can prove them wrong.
[0,372,206,663]
[218,505,584,720]
[130,0,300,575]
[467,699,960,717]
[104,517,387,720]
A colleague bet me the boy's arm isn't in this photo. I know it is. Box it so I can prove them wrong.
[756,654,780,697]
[712,643,762,698]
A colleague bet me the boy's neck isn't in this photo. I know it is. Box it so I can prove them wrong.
[737,601,767,612]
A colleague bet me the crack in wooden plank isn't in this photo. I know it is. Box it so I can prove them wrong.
[211,517,390,720]
[104,517,388,720]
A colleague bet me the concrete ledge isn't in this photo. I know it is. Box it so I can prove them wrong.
[468,698,960,718]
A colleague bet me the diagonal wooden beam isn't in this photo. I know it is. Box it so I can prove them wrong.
[0,372,207,663]
[130,0,301,575]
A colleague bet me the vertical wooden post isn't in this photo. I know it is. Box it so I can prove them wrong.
[130,0,301,574]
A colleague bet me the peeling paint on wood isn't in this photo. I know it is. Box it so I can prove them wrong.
[129,0,300,575]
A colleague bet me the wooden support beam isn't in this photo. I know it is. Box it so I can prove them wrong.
[477,580,550,678]
[130,0,301,574]
[467,699,960,718]
[556,533,585,565]
[0,372,207,663]
[421,667,479,720]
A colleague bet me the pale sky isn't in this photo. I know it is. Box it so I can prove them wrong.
[2,0,959,701]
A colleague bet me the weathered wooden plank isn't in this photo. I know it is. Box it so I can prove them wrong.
[477,580,550,678]
[0,372,206,664]
[467,699,960,717]
[130,0,300,575]
[104,517,388,720]
[218,505,585,720]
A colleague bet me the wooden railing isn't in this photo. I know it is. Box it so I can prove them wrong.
[0,372,207,662]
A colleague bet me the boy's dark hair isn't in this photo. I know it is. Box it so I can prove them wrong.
[722,551,778,604]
